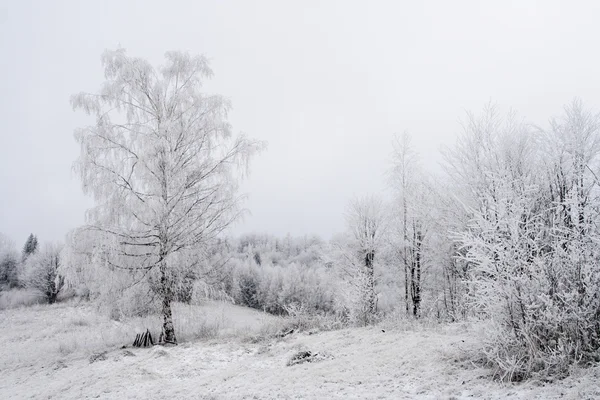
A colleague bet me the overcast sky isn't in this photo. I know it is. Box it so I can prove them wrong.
[2,0,600,246]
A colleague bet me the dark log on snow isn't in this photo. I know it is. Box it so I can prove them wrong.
[133,329,154,348]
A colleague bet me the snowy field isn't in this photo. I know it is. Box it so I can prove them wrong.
[1,302,599,399]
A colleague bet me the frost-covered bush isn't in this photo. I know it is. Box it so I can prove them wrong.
[280,302,345,333]
[453,101,600,381]
[20,243,65,304]
[219,234,340,317]
[345,268,379,326]
[228,258,337,316]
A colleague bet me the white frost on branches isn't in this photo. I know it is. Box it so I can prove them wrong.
[69,48,265,343]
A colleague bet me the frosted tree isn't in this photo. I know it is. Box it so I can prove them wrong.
[534,100,600,375]
[441,104,536,208]
[449,109,540,380]
[389,133,430,317]
[426,180,470,320]
[343,195,386,324]
[71,49,264,344]
[446,103,600,379]
[21,243,65,304]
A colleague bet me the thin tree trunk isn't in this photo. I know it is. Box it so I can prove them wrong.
[162,293,176,344]
[405,262,410,315]
[413,228,422,317]
[48,291,57,304]
[365,251,376,316]
[158,150,177,344]
[160,258,177,344]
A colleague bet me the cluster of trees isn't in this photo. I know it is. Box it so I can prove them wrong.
[0,233,64,304]
[450,102,600,380]
[219,234,337,315]
[334,100,600,380]
[23,47,594,380]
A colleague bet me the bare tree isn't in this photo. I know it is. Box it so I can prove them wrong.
[389,133,429,317]
[71,49,264,344]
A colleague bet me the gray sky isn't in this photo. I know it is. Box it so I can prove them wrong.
[2,0,600,246]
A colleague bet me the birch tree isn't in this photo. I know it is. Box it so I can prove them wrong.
[71,49,264,344]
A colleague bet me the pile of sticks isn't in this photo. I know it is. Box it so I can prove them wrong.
[133,329,154,347]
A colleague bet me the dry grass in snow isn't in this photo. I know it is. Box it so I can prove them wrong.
[1,302,599,399]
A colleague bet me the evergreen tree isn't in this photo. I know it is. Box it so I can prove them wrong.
[22,234,38,262]
[0,252,18,288]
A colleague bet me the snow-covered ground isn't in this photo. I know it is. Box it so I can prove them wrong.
[1,302,599,399]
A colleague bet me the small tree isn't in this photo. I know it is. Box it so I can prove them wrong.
[71,49,264,344]
[21,243,65,304]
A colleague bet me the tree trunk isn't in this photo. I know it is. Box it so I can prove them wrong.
[412,228,422,317]
[365,251,376,315]
[160,259,177,344]
[403,194,409,316]
[47,277,57,304]
[405,262,410,315]
[162,293,176,344]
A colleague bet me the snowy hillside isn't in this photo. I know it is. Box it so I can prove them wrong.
[1,302,599,400]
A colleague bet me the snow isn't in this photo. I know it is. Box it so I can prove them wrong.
[1,302,599,399]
